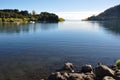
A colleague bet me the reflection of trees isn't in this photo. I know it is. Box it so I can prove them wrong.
[0,23,58,34]
[0,23,30,33]
[40,23,58,30]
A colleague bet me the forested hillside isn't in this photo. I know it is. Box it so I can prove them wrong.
[87,4,120,20]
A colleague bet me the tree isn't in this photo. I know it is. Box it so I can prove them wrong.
[38,12,59,22]
[32,10,36,15]
[0,9,62,23]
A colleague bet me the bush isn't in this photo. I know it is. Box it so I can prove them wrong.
[59,18,65,22]
[0,18,2,23]
[116,59,120,68]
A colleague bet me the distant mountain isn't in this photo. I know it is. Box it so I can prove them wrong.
[87,4,120,21]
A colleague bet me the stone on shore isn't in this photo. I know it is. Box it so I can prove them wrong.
[47,72,69,80]
[69,72,95,80]
[47,62,120,80]
[103,76,115,80]
[95,64,115,78]
[63,62,74,72]
[85,72,96,79]
[81,64,93,73]
[115,69,120,80]
[48,72,95,80]
[69,73,85,80]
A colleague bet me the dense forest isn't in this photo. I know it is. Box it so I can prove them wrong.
[0,9,64,23]
[86,4,120,21]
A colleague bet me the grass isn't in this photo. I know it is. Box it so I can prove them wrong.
[1,18,30,23]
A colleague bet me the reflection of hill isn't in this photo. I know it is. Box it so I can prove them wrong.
[0,23,58,34]
[99,21,120,35]
[89,21,120,35]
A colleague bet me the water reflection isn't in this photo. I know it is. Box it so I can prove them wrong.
[40,23,58,30]
[0,21,120,80]
[100,21,120,35]
[89,21,120,35]
[0,23,58,34]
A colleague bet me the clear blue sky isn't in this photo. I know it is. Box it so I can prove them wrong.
[1,0,120,13]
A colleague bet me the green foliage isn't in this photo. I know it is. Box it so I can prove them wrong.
[0,18,2,23]
[0,18,29,23]
[29,17,37,21]
[0,9,29,18]
[0,9,64,23]
[116,59,120,68]
[59,18,65,22]
[38,12,59,22]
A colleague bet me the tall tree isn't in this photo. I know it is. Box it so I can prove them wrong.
[32,10,36,15]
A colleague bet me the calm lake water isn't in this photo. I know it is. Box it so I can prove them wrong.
[0,21,120,80]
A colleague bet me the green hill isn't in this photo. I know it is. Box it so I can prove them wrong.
[87,4,120,21]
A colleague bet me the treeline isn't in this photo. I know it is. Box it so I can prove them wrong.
[0,9,29,18]
[38,12,59,22]
[0,9,64,23]
[86,4,120,21]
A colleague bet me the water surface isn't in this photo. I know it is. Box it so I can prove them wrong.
[0,21,120,80]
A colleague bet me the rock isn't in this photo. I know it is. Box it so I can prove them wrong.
[61,72,69,79]
[63,62,74,72]
[115,70,120,80]
[69,73,85,80]
[48,63,118,80]
[95,64,115,78]
[81,64,93,73]
[109,65,117,70]
[115,70,120,75]
[85,72,96,79]
[48,72,95,80]
[103,76,115,80]
[47,72,67,80]
[69,73,94,80]
[84,75,93,80]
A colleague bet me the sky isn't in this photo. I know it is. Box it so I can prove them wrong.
[0,0,120,20]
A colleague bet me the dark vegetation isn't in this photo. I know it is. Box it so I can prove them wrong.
[87,4,120,21]
[38,12,58,22]
[0,9,64,23]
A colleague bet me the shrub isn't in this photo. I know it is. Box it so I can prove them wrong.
[0,18,2,23]
[59,18,65,22]
[116,59,120,68]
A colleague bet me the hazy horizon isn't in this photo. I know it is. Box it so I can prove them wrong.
[1,0,120,20]
[55,11,101,20]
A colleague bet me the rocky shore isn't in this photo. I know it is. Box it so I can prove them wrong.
[47,62,120,80]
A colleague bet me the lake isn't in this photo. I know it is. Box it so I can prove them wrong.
[0,21,120,80]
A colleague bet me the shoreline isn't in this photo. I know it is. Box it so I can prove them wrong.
[47,62,120,80]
